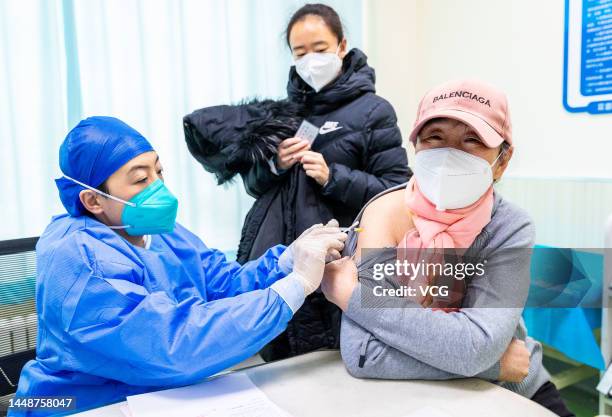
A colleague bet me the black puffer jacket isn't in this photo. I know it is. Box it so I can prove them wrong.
[245,49,410,222]
[183,48,411,361]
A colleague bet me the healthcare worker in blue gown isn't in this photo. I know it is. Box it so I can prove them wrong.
[10,116,347,417]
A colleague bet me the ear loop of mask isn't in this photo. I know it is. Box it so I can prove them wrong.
[492,147,506,167]
[63,175,135,230]
[491,147,507,183]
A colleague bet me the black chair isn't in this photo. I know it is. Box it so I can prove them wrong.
[0,237,38,396]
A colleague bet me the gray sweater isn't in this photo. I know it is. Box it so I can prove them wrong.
[339,184,550,399]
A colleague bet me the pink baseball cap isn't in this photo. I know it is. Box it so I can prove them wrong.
[408,79,512,148]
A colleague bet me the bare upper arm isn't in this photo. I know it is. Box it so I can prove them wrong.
[354,190,413,260]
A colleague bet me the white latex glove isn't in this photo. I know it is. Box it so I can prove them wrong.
[279,220,347,295]
[278,219,342,272]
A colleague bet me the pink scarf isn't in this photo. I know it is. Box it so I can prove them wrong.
[396,177,494,307]
[398,177,494,250]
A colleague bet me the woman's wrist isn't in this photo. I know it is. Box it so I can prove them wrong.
[320,166,331,188]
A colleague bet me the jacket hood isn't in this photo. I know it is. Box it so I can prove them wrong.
[287,48,376,114]
[183,99,304,184]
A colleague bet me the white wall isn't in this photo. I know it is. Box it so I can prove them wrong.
[364,0,612,179]
[362,0,420,145]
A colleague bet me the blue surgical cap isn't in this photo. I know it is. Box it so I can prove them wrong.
[55,116,154,216]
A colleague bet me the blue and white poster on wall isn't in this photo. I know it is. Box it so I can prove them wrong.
[563,0,612,114]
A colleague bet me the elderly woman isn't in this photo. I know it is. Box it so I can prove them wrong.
[321,80,574,417]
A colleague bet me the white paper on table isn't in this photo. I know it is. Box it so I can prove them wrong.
[126,373,291,417]
[120,405,133,417]
[401,406,454,417]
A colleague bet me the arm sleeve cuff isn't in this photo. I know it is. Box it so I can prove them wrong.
[477,361,501,381]
[267,158,280,175]
[271,274,305,314]
[345,282,364,318]
[268,158,288,176]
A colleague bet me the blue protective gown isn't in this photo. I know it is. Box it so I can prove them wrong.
[11,214,294,416]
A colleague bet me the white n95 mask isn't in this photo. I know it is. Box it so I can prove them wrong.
[295,47,342,92]
[413,147,503,211]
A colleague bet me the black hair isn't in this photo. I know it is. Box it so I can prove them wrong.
[499,141,511,157]
[96,180,109,195]
[285,3,344,47]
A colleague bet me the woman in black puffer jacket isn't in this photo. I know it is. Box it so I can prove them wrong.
[183,3,411,362]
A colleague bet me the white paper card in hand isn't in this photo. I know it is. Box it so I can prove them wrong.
[295,120,319,144]
[126,373,291,417]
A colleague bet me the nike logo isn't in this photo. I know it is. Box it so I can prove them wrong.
[319,121,343,135]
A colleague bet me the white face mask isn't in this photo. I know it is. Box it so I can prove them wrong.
[294,46,342,92]
[413,147,504,211]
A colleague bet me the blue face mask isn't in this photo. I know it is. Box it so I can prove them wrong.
[64,176,179,236]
